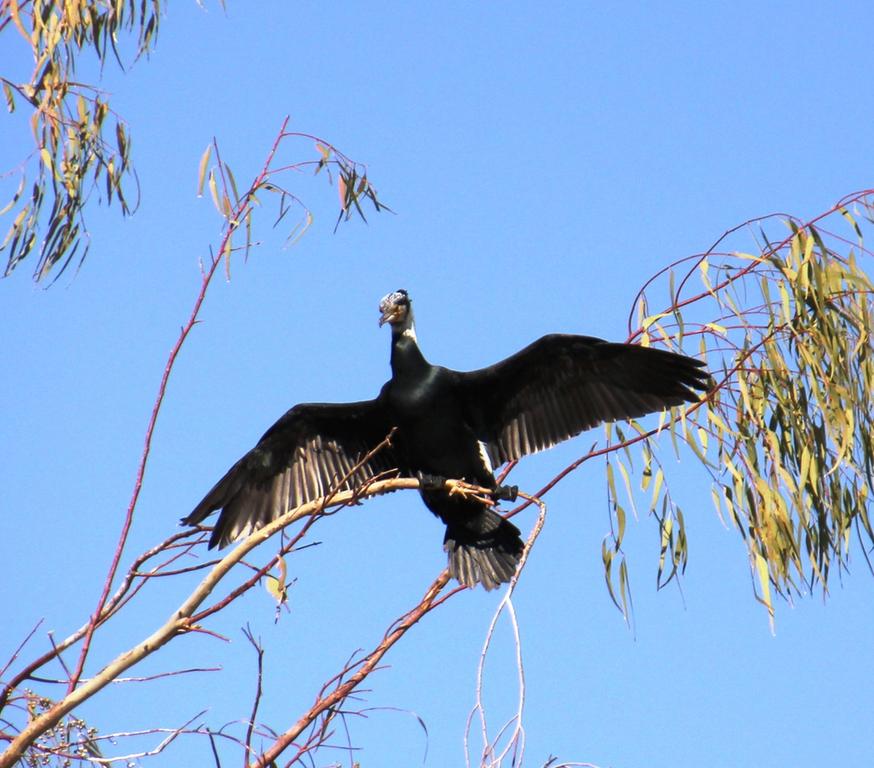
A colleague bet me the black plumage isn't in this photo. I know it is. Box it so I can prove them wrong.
[183,289,710,589]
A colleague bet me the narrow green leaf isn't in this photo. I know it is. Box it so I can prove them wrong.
[710,485,724,522]
[208,170,221,214]
[3,82,15,113]
[616,503,626,547]
[704,321,727,335]
[839,206,863,239]
[338,174,348,211]
[198,145,212,198]
[754,552,775,633]
[616,456,638,520]
[674,506,687,573]
[699,257,715,296]
[244,209,253,259]
[39,147,54,178]
[650,467,664,512]
[802,228,815,265]
[641,311,670,329]
[618,558,632,625]
[0,176,25,216]
[265,575,285,603]
[2,206,29,248]
[658,514,672,582]
[284,211,313,249]
[115,121,126,162]
[601,540,619,610]
[224,162,240,204]
[221,233,233,278]
[265,556,289,605]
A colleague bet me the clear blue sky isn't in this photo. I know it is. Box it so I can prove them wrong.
[3,2,873,766]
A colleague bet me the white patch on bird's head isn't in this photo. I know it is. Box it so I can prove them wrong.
[379,288,416,337]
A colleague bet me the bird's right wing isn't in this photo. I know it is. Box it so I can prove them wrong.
[457,334,710,466]
[183,399,400,548]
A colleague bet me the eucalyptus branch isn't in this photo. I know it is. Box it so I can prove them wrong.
[251,563,452,768]
[0,531,201,712]
[0,474,463,768]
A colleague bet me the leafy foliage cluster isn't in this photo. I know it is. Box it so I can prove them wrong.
[197,134,389,280]
[1,0,160,281]
[601,194,874,627]
[0,0,388,283]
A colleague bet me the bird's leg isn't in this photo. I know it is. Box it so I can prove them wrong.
[493,484,518,503]
[419,473,448,492]
[420,474,497,505]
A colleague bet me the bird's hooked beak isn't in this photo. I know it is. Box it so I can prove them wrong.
[378,289,409,327]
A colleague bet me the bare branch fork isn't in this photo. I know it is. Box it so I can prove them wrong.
[0,473,467,767]
[467,492,548,768]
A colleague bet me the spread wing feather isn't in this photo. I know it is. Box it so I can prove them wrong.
[458,334,710,466]
[183,400,399,548]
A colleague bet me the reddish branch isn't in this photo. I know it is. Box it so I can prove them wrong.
[64,117,294,697]
[253,573,452,768]
[0,531,197,712]
[626,188,874,341]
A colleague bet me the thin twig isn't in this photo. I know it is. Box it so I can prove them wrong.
[83,710,206,765]
[467,492,546,768]
[242,626,265,765]
[0,621,43,681]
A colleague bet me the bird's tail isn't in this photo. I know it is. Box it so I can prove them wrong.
[444,509,524,590]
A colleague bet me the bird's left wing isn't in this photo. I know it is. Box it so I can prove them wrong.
[457,334,710,466]
[183,399,400,548]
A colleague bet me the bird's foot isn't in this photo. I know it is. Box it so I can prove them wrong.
[447,480,496,506]
[493,484,518,503]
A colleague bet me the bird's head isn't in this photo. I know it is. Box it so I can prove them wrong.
[379,288,417,342]
[378,289,411,328]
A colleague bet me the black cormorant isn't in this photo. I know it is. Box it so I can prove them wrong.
[183,289,709,589]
